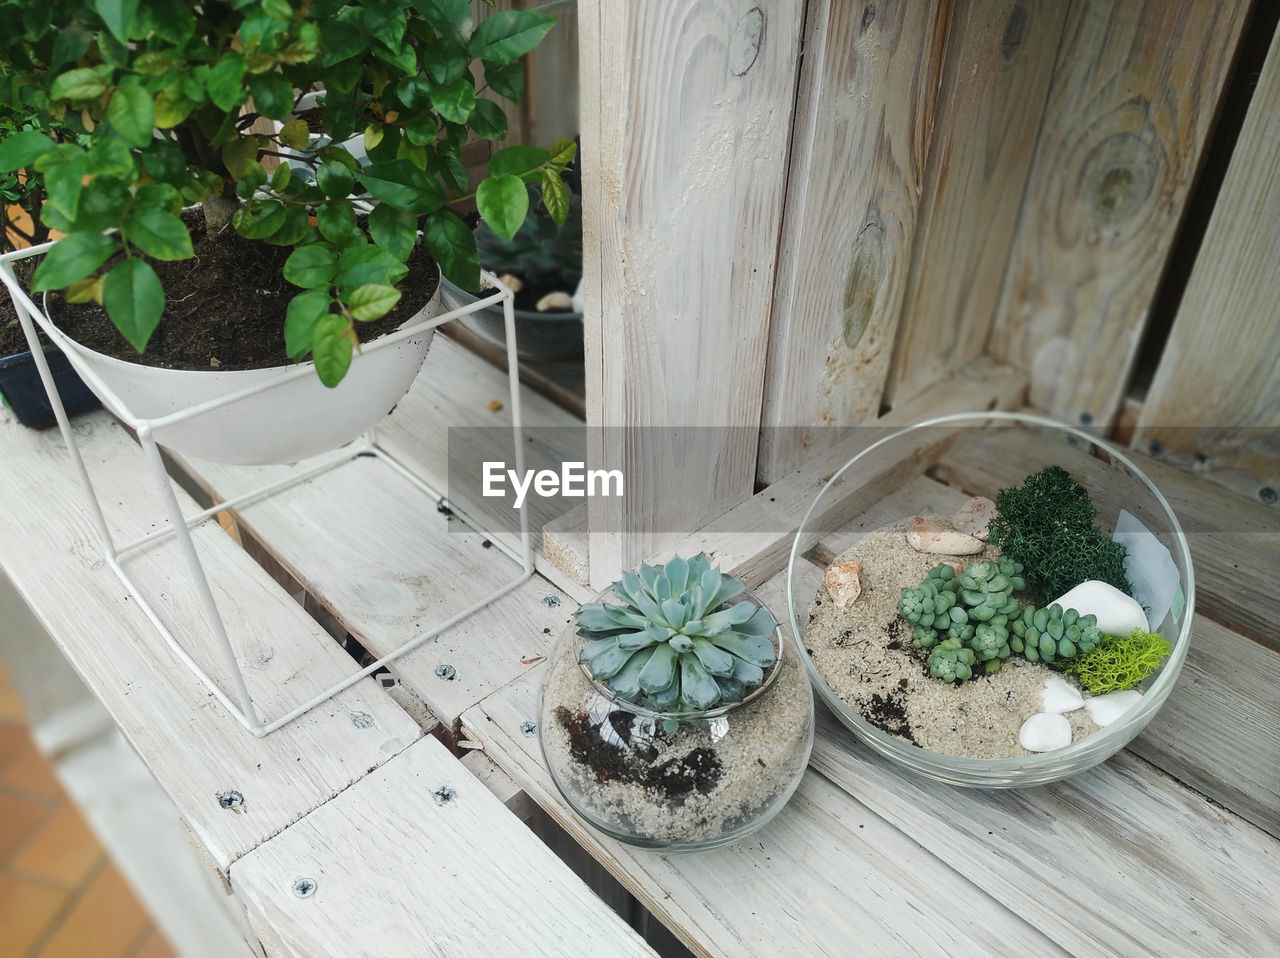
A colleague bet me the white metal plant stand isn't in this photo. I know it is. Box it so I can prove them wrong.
[0,242,532,737]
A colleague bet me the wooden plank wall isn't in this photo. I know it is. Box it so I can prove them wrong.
[990,0,1249,427]
[1133,21,1280,503]
[579,1,804,588]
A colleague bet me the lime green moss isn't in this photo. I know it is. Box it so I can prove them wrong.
[1065,629,1171,695]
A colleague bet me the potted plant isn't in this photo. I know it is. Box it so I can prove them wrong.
[0,74,100,429]
[440,180,582,363]
[538,555,815,850]
[789,413,1192,787]
[0,0,574,463]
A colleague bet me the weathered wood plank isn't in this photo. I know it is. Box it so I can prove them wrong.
[464,674,1064,958]
[1129,616,1280,839]
[230,734,654,958]
[580,0,805,587]
[756,0,949,484]
[0,410,422,873]
[928,424,1280,648]
[993,0,1250,426]
[1133,21,1280,501]
[884,0,1068,408]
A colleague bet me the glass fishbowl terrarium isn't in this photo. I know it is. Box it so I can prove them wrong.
[787,412,1193,788]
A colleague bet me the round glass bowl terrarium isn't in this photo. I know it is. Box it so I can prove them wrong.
[538,588,814,850]
[787,411,1194,788]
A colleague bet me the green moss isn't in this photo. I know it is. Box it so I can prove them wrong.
[987,466,1131,605]
[1064,629,1171,694]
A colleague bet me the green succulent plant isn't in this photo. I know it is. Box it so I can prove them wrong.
[577,555,778,714]
[1009,604,1105,666]
[928,637,976,682]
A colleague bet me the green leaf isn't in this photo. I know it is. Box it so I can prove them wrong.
[311,313,353,386]
[541,169,569,227]
[315,161,355,199]
[316,199,357,243]
[248,72,294,121]
[362,1,407,49]
[65,276,104,305]
[122,207,193,260]
[359,160,443,215]
[403,112,437,147]
[102,259,164,352]
[265,203,310,246]
[270,161,292,192]
[133,52,173,75]
[335,245,408,290]
[87,138,135,178]
[372,38,416,75]
[285,288,330,359]
[153,84,196,129]
[484,61,523,103]
[413,0,471,45]
[50,65,113,102]
[51,25,94,70]
[262,0,293,20]
[369,204,417,262]
[137,139,185,186]
[93,0,139,43]
[232,200,288,239]
[395,76,432,111]
[221,136,262,178]
[426,44,468,85]
[206,54,247,112]
[43,153,89,223]
[468,11,555,65]
[345,283,401,321]
[438,152,467,195]
[134,183,183,213]
[476,174,527,242]
[468,99,506,139]
[0,132,56,172]
[487,144,548,180]
[106,80,155,149]
[422,209,477,290]
[364,123,385,153]
[31,233,120,292]
[283,243,338,288]
[549,137,577,167]
[279,118,310,151]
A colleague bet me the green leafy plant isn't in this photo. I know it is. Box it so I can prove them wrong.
[0,0,572,385]
[1063,628,1170,694]
[576,555,778,717]
[900,556,1105,677]
[474,181,580,309]
[987,466,1131,605]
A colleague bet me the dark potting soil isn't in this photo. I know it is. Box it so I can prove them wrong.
[44,209,440,372]
[0,258,49,354]
[555,706,724,798]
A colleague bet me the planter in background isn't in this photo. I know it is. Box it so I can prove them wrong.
[440,275,583,364]
[0,342,99,429]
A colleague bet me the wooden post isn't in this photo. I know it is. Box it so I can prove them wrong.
[990,0,1249,427]
[756,0,952,485]
[579,1,804,588]
[1133,21,1280,503]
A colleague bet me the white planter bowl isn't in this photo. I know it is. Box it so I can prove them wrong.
[41,276,441,466]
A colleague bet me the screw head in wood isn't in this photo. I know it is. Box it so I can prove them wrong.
[1260,487,1277,506]
[217,790,244,809]
[435,663,456,680]
[520,720,537,737]
[352,713,374,729]
[293,878,317,898]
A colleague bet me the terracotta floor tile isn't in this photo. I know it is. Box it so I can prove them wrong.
[133,925,178,958]
[0,720,26,768]
[37,861,149,958]
[0,790,49,863]
[11,800,103,888]
[1,740,64,799]
[0,872,68,955]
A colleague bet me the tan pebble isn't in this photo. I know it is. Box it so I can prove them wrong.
[906,516,984,555]
[536,291,574,312]
[497,273,524,293]
[488,399,504,413]
[953,496,996,540]
[823,561,862,608]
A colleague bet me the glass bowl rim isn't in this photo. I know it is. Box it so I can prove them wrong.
[786,409,1196,777]
[439,274,584,322]
[572,584,788,722]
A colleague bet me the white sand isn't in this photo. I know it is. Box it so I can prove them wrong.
[802,518,1099,759]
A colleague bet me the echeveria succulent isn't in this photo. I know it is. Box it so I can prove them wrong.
[1009,603,1104,665]
[576,555,777,712]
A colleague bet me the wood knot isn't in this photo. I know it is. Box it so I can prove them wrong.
[729,7,765,76]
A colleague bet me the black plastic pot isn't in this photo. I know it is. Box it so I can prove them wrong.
[0,343,100,429]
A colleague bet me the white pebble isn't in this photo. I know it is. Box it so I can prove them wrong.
[1083,690,1143,727]
[1042,676,1084,714]
[952,496,996,540]
[1019,713,1072,752]
[536,291,574,312]
[906,516,984,555]
[1050,580,1149,636]
[497,272,523,293]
